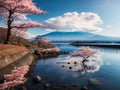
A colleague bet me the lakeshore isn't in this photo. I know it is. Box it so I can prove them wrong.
[71,42,120,48]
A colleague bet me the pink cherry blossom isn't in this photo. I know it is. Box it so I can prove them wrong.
[0,65,29,90]
[71,47,99,60]
[0,0,46,43]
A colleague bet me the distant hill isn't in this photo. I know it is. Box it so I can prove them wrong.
[40,31,120,41]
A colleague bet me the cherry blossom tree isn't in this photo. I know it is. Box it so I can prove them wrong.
[71,47,99,72]
[71,47,99,64]
[0,0,46,44]
[12,30,27,44]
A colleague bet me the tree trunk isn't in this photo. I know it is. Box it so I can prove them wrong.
[17,37,21,45]
[82,58,88,72]
[4,28,11,44]
[4,10,13,44]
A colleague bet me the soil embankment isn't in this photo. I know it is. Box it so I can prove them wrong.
[0,44,34,77]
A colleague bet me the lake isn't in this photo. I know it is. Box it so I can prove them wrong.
[25,43,120,90]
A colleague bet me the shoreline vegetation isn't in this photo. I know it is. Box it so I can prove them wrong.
[70,41,120,48]
[33,48,69,59]
[33,48,59,59]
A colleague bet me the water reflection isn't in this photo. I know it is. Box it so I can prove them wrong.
[25,45,120,90]
[56,53,102,74]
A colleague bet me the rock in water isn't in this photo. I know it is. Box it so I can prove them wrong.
[32,75,42,83]
[67,62,70,64]
[81,86,89,90]
[45,83,50,88]
[73,84,77,87]
[69,67,72,69]
[74,62,77,64]
[89,78,102,85]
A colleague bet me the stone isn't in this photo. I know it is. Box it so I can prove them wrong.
[45,83,50,88]
[89,78,102,85]
[67,62,70,64]
[81,86,89,90]
[74,62,77,64]
[69,67,72,69]
[32,75,42,83]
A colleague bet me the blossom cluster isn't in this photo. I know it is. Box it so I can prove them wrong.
[71,47,98,59]
[0,0,46,17]
[0,0,46,40]
[0,65,29,90]
[12,21,46,29]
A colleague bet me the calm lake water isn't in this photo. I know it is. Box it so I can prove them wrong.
[25,43,120,90]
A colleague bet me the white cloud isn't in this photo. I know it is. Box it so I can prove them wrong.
[23,32,36,39]
[44,12,103,32]
[106,25,111,28]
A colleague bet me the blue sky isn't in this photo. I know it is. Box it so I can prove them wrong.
[1,0,120,38]
[27,0,120,37]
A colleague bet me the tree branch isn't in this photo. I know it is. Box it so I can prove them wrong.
[0,5,9,11]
